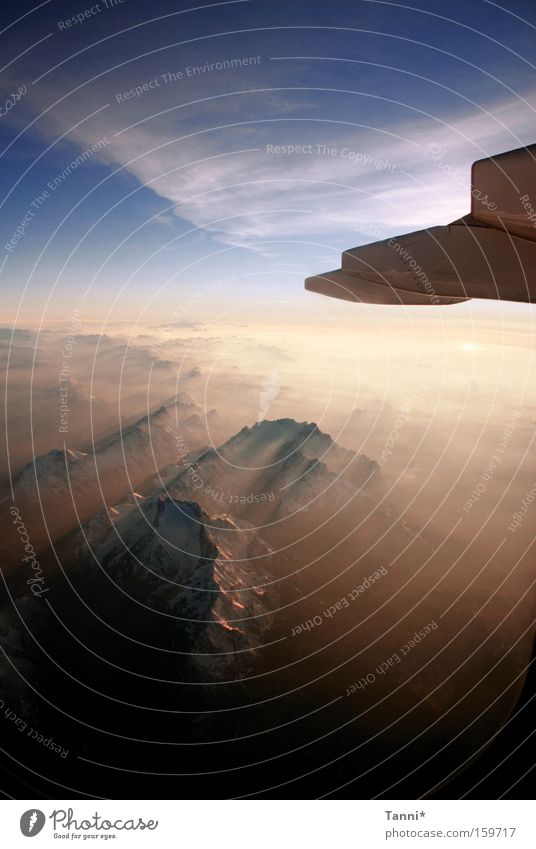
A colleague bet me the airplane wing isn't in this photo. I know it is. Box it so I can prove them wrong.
[306,144,536,305]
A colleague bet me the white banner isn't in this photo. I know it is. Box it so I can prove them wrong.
[0,800,534,848]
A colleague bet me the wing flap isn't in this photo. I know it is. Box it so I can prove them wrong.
[305,268,467,305]
[307,221,536,305]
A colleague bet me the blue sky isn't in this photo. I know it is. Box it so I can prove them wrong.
[1,0,536,322]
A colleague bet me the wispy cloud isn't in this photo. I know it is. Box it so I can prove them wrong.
[6,59,536,252]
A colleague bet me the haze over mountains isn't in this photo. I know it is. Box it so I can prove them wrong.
[1,324,536,798]
[1,392,227,568]
[170,417,380,524]
[2,400,534,793]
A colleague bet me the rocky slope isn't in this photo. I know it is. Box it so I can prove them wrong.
[2,395,225,571]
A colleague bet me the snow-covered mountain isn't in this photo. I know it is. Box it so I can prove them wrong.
[2,395,226,571]
[91,494,279,666]
[169,418,381,528]
[0,416,450,800]
[0,490,281,709]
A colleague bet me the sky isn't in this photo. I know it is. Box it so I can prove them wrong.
[0,0,536,327]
